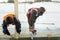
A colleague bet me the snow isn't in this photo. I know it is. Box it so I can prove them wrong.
[0,2,60,34]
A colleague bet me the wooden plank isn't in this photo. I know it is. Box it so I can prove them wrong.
[14,0,19,39]
[0,34,60,38]
[14,0,18,19]
[47,34,60,37]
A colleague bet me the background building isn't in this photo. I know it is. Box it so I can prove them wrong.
[8,0,14,3]
[0,0,60,3]
[34,0,51,2]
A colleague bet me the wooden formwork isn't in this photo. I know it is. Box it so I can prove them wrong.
[0,34,60,40]
[0,34,60,38]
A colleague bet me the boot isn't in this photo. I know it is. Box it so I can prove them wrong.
[32,30,37,35]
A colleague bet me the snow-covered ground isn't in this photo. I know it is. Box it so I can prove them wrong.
[0,2,60,35]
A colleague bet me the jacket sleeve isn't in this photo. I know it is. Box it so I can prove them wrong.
[29,10,37,26]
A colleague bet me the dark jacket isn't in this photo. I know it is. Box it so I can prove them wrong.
[27,7,45,26]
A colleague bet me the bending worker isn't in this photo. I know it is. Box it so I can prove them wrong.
[27,7,46,34]
[2,13,21,35]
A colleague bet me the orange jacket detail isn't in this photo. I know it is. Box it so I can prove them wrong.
[4,14,15,25]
